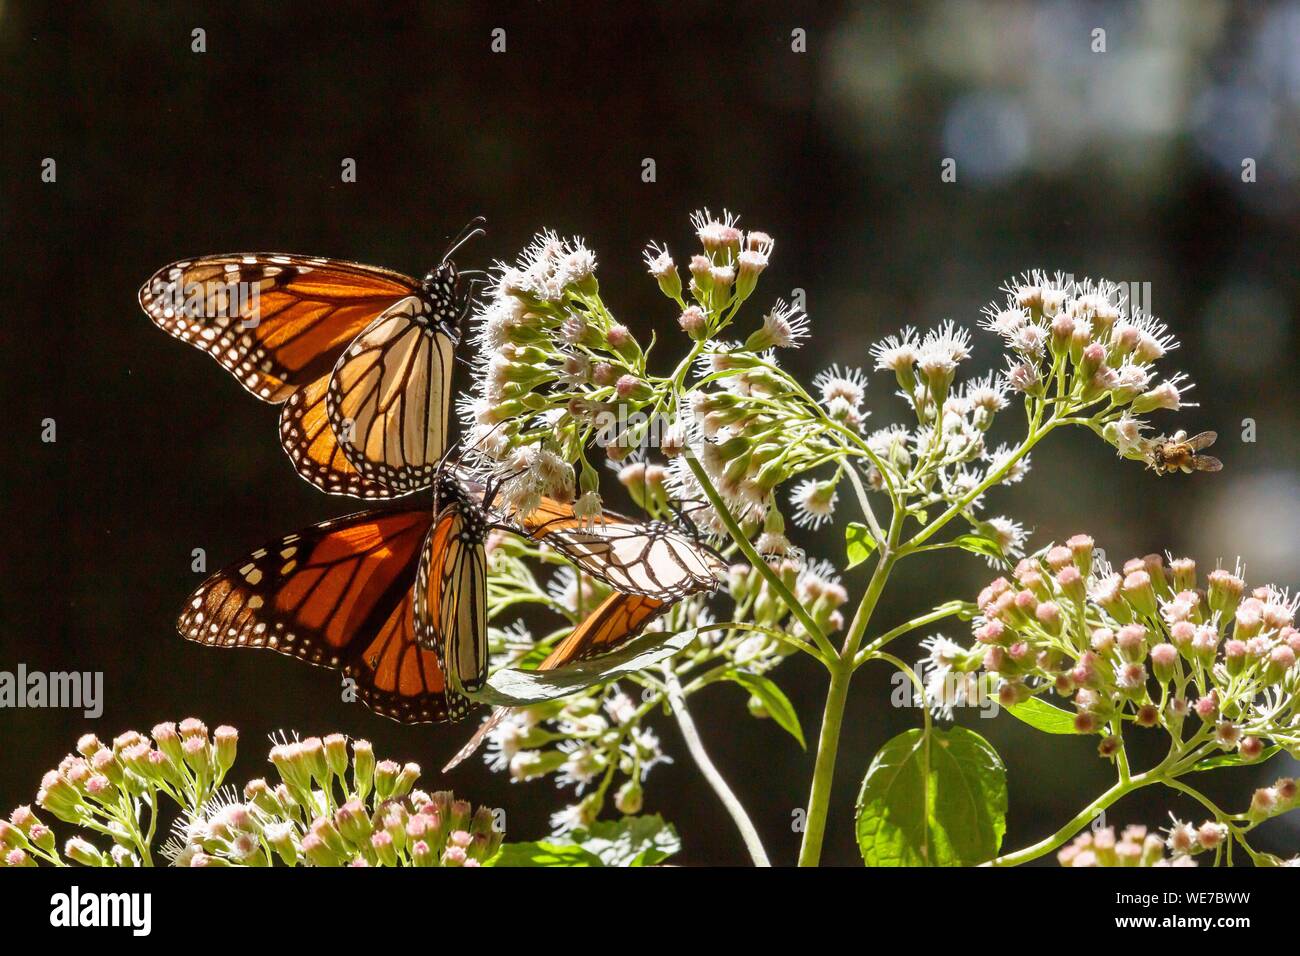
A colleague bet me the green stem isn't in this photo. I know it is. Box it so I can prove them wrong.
[684,452,834,661]
[907,414,1056,550]
[141,791,159,867]
[694,620,815,658]
[1111,718,1131,783]
[842,462,886,545]
[797,523,900,866]
[1162,778,1263,864]
[797,662,853,866]
[853,601,969,668]
[663,669,771,867]
[987,771,1158,866]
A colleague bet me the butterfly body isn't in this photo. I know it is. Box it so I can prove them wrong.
[418,262,468,332]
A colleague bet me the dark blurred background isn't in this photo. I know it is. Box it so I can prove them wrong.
[2,1,1297,865]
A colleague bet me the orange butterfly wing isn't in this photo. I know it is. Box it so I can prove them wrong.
[326,297,458,492]
[538,592,669,669]
[178,507,469,723]
[278,372,396,499]
[140,254,419,403]
[415,484,490,693]
[442,591,669,772]
[512,498,725,599]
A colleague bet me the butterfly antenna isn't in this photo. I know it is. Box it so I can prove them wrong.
[439,418,515,483]
[440,217,487,266]
[666,496,710,542]
[431,413,489,507]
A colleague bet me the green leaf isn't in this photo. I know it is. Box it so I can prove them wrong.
[855,726,1007,867]
[730,672,805,749]
[568,814,682,867]
[845,522,878,569]
[1191,745,1282,772]
[470,629,697,707]
[950,532,1007,565]
[1004,696,1078,735]
[489,841,605,867]
[493,816,681,867]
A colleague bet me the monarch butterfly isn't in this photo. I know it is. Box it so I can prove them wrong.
[178,471,723,724]
[465,478,728,600]
[413,472,726,693]
[442,590,670,771]
[139,233,479,498]
[178,505,470,723]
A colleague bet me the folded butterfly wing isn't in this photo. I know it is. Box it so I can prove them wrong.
[461,477,727,599]
[327,296,457,493]
[442,591,669,772]
[415,487,490,694]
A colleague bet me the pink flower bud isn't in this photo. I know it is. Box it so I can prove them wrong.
[1250,787,1277,818]
[1067,534,1094,566]
[1150,643,1178,683]
[1192,626,1219,666]
[1168,822,1197,854]
[990,590,1017,622]
[1207,569,1245,617]
[1045,545,1072,571]
[1196,821,1225,849]
[1117,624,1148,663]
[1266,644,1297,684]
[1215,721,1240,748]
[998,682,1028,707]
[1169,620,1196,652]
[1056,565,1085,603]
[1194,692,1219,721]
[1168,557,1196,592]
[1122,570,1158,617]
[1239,736,1264,761]
[1224,639,1248,676]
[678,305,707,339]
[178,717,207,739]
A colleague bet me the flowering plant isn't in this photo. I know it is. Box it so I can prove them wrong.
[12,213,1294,868]
[2,720,506,867]
[449,210,1298,866]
